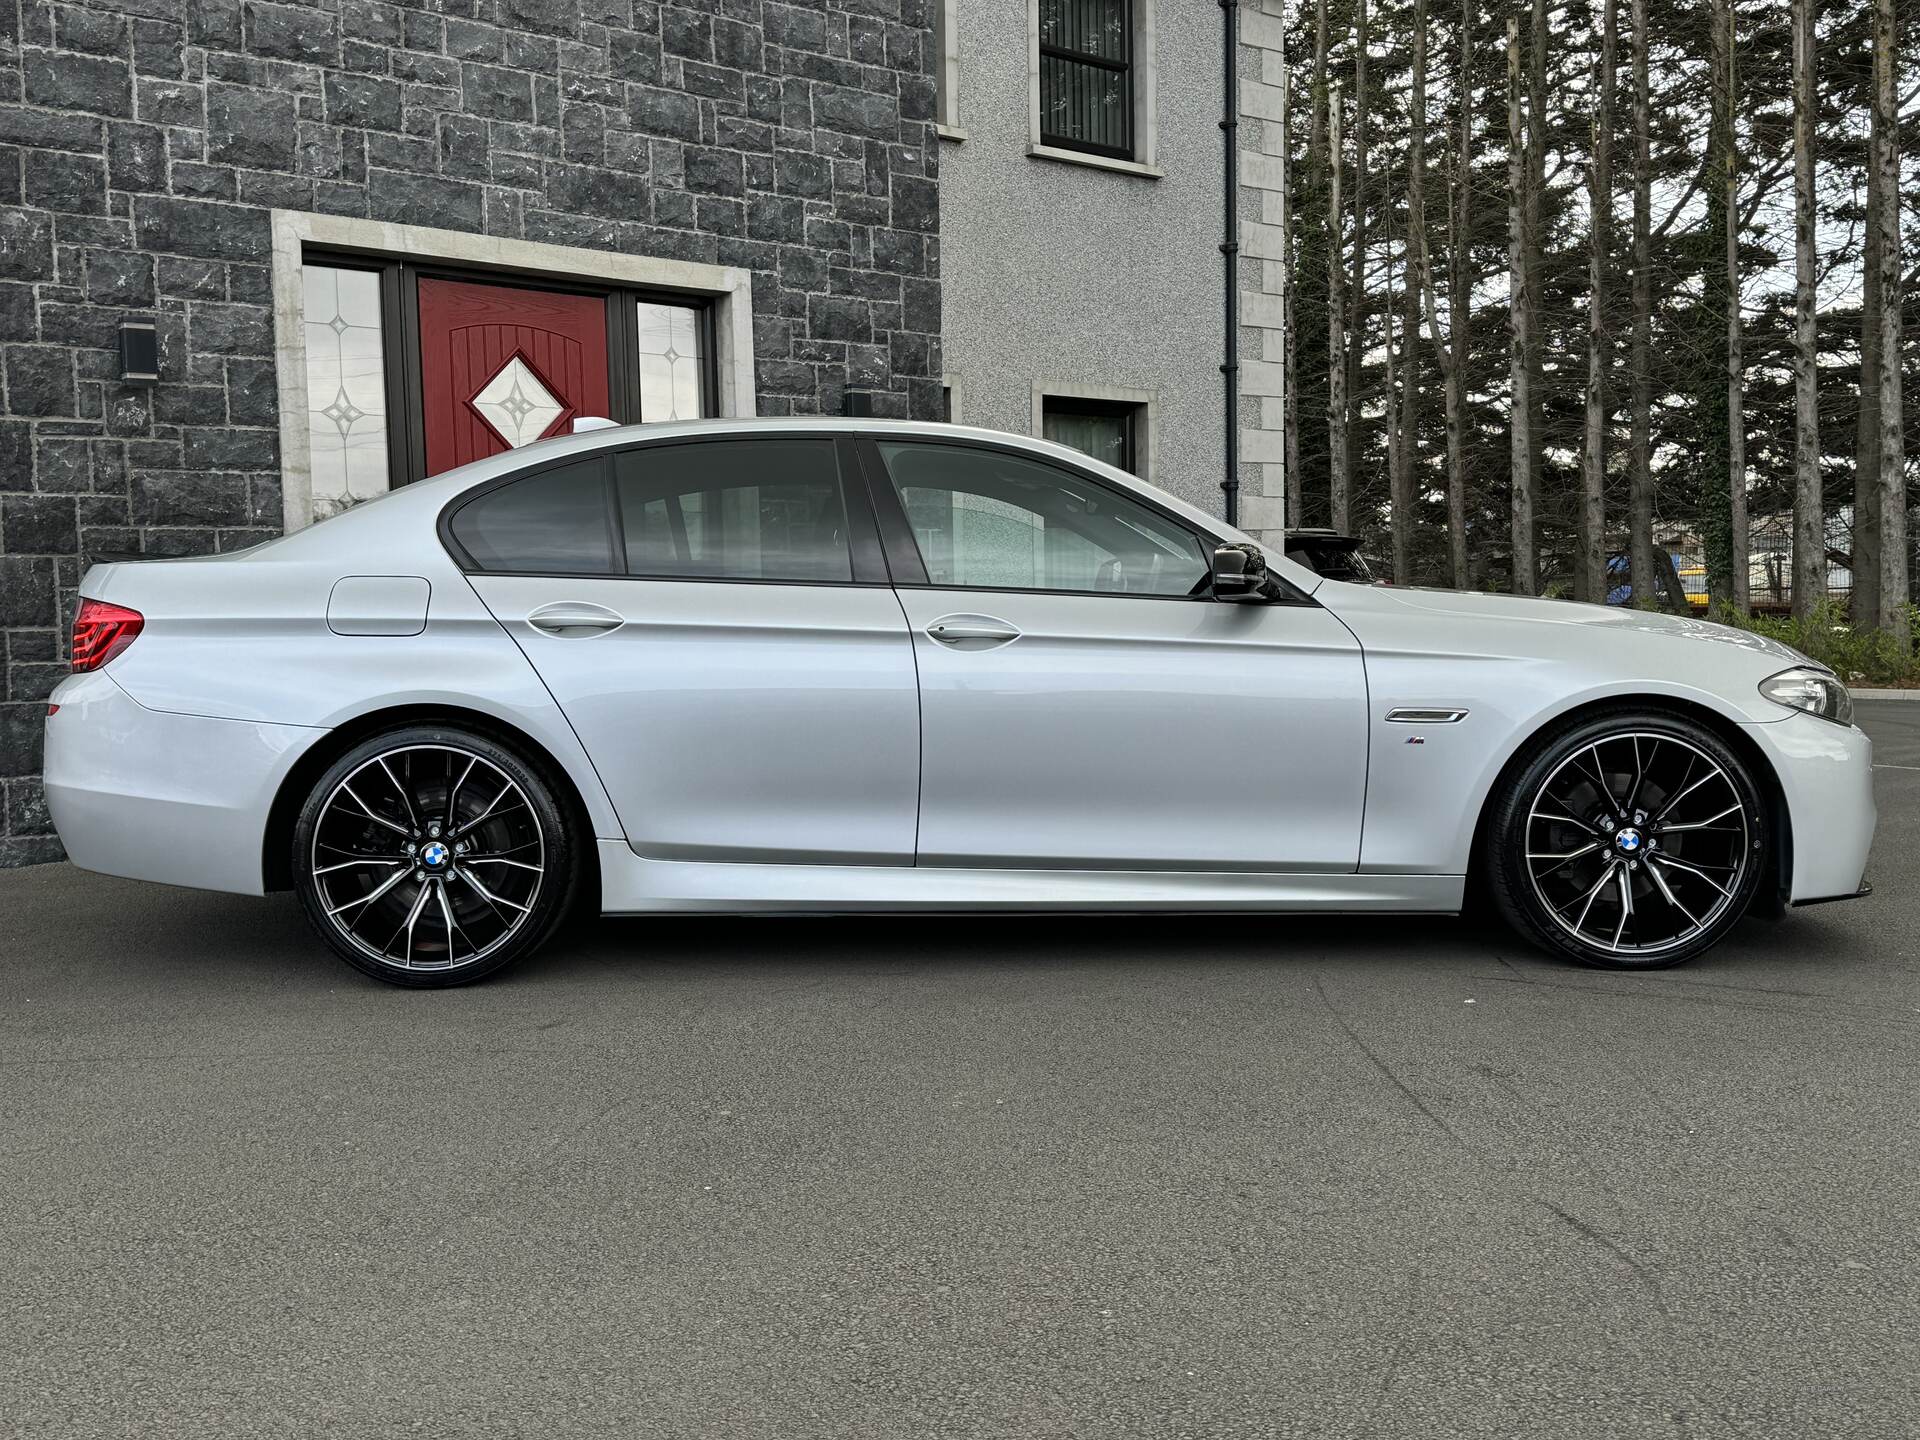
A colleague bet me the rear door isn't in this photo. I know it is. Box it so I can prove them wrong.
[860,437,1370,872]
[453,435,920,866]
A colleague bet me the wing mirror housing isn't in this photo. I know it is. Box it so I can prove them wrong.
[1212,543,1281,603]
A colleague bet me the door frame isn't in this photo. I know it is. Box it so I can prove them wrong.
[270,210,759,533]
[310,252,718,491]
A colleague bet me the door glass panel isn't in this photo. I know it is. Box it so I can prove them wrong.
[448,459,615,574]
[302,264,390,517]
[616,440,851,583]
[636,301,706,421]
[876,442,1207,597]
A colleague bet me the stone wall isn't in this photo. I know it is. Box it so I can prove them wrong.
[0,0,941,866]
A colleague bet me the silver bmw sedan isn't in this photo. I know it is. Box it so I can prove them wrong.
[44,420,1874,987]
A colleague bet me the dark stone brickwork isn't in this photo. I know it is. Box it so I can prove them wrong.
[0,0,943,866]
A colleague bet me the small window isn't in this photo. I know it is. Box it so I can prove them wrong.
[635,300,705,422]
[876,442,1206,597]
[449,459,615,574]
[1039,0,1132,159]
[301,263,391,516]
[616,439,852,583]
[1042,396,1139,475]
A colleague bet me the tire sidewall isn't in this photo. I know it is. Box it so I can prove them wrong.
[1490,711,1768,969]
[291,725,577,987]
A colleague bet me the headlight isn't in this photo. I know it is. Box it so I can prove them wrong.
[1759,666,1853,726]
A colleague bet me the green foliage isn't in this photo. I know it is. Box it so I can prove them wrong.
[1719,601,1920,686]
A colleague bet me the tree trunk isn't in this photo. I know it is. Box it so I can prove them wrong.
[1306,0,1331,529]
[1399,230,1419,585]
[1790,0,1824,621]
[1854,58,1883,629]
[1447,0,1471,588]
[1724,2,1748,616]
[1524,0,1548,549]
[1394,0,1433,588]
[1507,15,1536,595]
[1871,0,1907,647]
[1348,0,1370,514]
[1412,0,1466,589]
[1328,93,1350,533]
[1580,0,1617,604]
[1629,0,1660,610]
[1308,0,1329,182]
[1385,248,1407,581]
[1701,0,1737,615]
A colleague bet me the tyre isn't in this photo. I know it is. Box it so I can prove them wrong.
[291,725,578,987]
[1487,710,1768,969]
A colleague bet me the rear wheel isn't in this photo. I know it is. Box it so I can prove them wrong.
[291,726,577,987]
[1488,711,1768,969]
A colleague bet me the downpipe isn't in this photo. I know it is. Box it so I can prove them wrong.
[1220,0,1241,527]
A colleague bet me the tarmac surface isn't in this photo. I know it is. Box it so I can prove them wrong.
[2,701,1915,1438]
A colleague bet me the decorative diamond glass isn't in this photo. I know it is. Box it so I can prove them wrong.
[636,302,704,422]
[302,265,390,517]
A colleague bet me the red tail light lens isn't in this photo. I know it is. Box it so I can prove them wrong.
[70,599,144,672]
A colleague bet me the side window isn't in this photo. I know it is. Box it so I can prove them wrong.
[448,458,615,574]
[874,442,1208,597]
[615,439,852,584]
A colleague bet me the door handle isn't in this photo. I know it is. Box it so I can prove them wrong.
[527,602,624,637]
[926,615,1021,648]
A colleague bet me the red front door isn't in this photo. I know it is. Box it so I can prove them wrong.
[417,278,611,477]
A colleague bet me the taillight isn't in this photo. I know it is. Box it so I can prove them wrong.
[70,599,144,672]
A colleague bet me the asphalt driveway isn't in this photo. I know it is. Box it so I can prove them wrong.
[2,702,1915,1439]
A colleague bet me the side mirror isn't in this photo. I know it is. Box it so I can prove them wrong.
[1212,543,1276,602]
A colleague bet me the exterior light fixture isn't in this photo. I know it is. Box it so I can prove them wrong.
[118,321,159,387]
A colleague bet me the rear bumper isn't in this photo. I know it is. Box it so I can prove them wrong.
[1746,711,1876,905]
[44,672,325,896]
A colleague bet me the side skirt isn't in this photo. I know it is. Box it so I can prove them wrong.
[596,841,1465,915]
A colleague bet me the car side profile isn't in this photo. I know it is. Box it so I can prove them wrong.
[45,419,1874,987]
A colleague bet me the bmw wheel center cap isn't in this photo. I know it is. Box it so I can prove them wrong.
[421,840,451,869]
[1614,828,1642,855]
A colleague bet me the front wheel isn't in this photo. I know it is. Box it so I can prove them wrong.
[291,726,578,987]
[1487,711,1768,969]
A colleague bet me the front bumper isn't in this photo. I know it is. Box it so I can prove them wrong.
[44,672,325,896]
[1745,710,1876,905]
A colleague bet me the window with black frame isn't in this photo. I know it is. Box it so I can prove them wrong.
[1038,0,1133,159]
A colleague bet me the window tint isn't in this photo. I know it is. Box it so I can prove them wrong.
[616,439,852,583]
[875,442,1207,597]
[449,458,614,574]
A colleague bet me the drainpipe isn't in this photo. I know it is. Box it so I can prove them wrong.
[1219,0,1241,526]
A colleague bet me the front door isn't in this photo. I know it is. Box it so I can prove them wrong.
[452,435,920,866]
[417,277,612,476]
[862,438,1371,872]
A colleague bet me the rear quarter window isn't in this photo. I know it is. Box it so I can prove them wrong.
[448,458,615,574]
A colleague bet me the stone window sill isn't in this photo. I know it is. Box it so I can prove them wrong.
[936,123,968,143]
[1026,144,1162,179]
